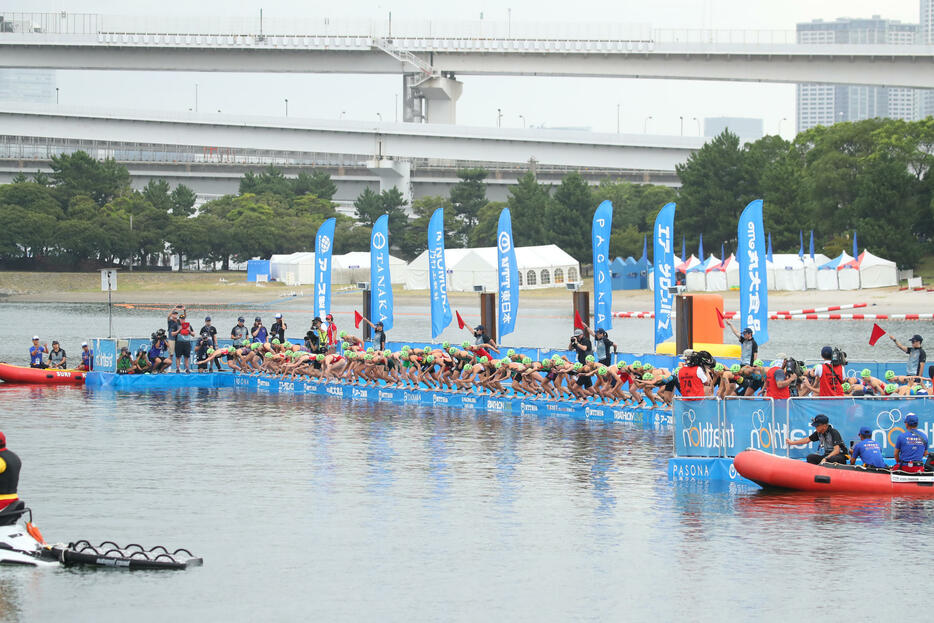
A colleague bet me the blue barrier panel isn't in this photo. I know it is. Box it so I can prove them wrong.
[723,397,776,457]
[673,398,721,457]
[668,457,757,485]
[787,396,934,459]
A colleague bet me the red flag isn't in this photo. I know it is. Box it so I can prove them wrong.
[455,310,466,330]
[869,323,886,346]
[354,310,363,329]
[574,310,587,331]
[715,307,725,329]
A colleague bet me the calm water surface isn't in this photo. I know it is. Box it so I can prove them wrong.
[0,303,931,621]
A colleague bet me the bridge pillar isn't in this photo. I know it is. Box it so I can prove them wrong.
[403,74,463,125]
[365,158,412,209]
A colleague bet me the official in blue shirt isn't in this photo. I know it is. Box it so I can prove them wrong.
[28,336,48,369]
[894,413,929,472]
[850,426,887,468]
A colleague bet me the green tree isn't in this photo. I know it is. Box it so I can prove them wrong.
[548,172,593,261]
[238,165,292,196]
[506,171,550,246]
[449,168,488,245]
[170,184,197,217]
[142,179,173,212]
[49,151,130,206]
[292,170,337,200]
[469,201,506,247]
[353,187,383,226]
[398,196,453,260]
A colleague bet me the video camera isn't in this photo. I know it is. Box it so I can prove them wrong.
[686,350,716,369]
[784,358,807,378]
[831,348,847,367]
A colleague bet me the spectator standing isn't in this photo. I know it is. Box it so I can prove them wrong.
[29,336,48,369]
[324,313,338,346]
[891,334,927,377]
[47,341,67,369]
[270,313,287,343]
[166,306,183,361]
[77,342,94,371]
[231,316,248,342]
[173,312,194,373]
[251,317,268,343]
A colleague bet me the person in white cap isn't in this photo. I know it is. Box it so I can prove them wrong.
[77,342,94,372]
[270,313,287,343]
[28,336,48,369]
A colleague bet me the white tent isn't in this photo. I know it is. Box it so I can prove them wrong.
[269,253,295,282]
[686,254,720,292]
[803,254,831,289]
[705,254,733,291]
[771,254,806,291]
[858,251,898,288]
[837,257,861,290]
[404,244,580,291]
[332,252,407,285]
[274,252,316,285]
[816,251,854,291]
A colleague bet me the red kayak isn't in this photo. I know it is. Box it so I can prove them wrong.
[734,449,934,495]
[0,363,86,385]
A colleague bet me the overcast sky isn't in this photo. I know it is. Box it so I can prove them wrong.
[5,0,924,137]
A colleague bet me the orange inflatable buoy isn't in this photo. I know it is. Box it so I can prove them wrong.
[26,522,46,546]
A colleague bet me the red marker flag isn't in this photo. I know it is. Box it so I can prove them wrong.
[455,310,466,330]
[354,310,363,329]
[715,307,725,329]
[869,323,886,346]
[574,310,587,331]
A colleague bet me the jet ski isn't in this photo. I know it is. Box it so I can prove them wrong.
[0,502,202,570]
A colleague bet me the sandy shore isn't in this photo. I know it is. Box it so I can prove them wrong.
[0,271,930,314]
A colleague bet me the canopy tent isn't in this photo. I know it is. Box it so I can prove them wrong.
[404,244,580,291]
[685,254,720,292]
[610,257,627,290]
[803,253,831,289]
[270,252,316,285]
[647,255,682,292]
[705,254,734,291]
[857,250,898,288]
[332,251,407,285]
[771,254,806,291]
[816,251,854,291]
[676,254,700,274]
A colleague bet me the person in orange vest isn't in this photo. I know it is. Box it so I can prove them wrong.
[677,350,711,399]
[813,346,845,397]
[764,355,797,400]
[0,432,21,515]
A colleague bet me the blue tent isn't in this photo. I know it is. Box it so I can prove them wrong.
[247,259,270,282]
[635,255,652,289]
[610,256,627,290]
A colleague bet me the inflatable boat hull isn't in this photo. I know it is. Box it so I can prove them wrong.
[0,363,85,385]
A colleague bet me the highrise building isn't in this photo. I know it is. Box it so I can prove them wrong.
[921,0,934,117]
[796,16,921,132]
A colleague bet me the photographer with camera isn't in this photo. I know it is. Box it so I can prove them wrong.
[763,354,798,399]
[569,328,593,390]
[813,345,846,396]
[147,329,172,373]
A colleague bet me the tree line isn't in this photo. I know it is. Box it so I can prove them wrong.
[1,117,931,270]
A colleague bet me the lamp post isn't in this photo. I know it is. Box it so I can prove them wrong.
[643,115,653,133]
[340,110,346,119]
[778,117,788,136]
[679,115,684,136]
[284,98,288,117]
[518,114,526,128]
[497,108,502,128]
[692,116,701,136]
[377,112,382,122]
[616,103,621,134]
[55,87,59,105]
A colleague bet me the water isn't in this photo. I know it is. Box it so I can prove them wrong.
[1,304,932,620]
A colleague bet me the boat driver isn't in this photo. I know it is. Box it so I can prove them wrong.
[785,414,848,465]
[0,432,22,516]
[850,426,887,469]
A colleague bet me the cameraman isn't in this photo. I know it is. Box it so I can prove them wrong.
[814,345,845,396]
[569,328,593,390]
[678,349,711,398]
[764,354,797,399]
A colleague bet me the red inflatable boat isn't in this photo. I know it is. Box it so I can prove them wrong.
[0,363,86,385]
[734,449,934,495]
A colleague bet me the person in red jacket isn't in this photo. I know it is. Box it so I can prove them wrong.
[677,350,711,399]
[764,355,797,399]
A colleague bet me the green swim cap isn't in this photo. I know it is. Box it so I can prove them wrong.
[861,368,871,378]
[251,342,261,350]
[842,382,851,392]
[340,342,349,351]
[643,363,653,371]
[598,366,608,376]
[402,345,411,352]
[339,330,346,338]
[283,341,291,347]
[552,354,562,362]
[442,341,449,349]
[643,372,653,380]
[714,363,725,371]
[586,355,595,363]
[272,338,280,345]
[346,351,355,359]
[632,361,642,368]
[542,359,552,368]
[617,360,627,368]
[461,341,470,349]
[573,363,583,371]
[316,354,325,361]
[366,346,374,353]
[754,359,764,367]
[885,383,897,394]
[885,370,895,380]
[365,354,374,361]
[425,354,434,363]
[507,349,516,357]
[494,360,502,369]
[479,356,489,363]
[383,350,391,357]
[446,347,455,355]
[522,357,532,364]
[207,348,215,355]
[241,339,251,347]
[264,352,273,359]
[730,364,741,373]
